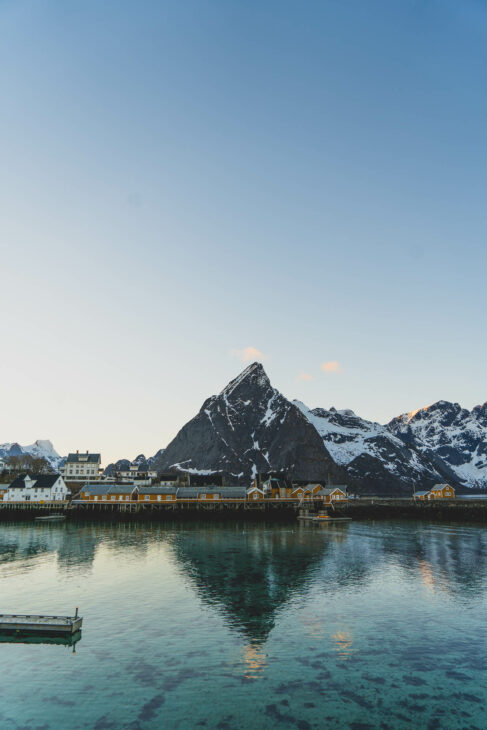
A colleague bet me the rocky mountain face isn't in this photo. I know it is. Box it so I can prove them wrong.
[151,364,486,494]
[0,440,63,470]
[294,402,456,495]
[389,401,487,489]
[152,363,344,483]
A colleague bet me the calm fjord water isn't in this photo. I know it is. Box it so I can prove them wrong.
[0,520,486,730]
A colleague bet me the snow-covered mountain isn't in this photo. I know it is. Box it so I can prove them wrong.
[0,440,63,469]
[151,364,485,494]
[294,402,455,494]
[389,401,487,489]
[152,362,344,483]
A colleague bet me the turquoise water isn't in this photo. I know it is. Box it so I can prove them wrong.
[0,519,486,729]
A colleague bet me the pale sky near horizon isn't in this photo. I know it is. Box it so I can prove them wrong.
[1,0,486,464]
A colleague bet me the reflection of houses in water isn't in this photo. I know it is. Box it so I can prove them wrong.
[242,643,267,679]
[331,629,354,661]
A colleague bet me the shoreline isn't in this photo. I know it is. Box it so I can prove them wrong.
[0,499,486,523]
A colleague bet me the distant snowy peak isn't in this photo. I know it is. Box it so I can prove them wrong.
[389,400,487,487]
[0,439,62,468]
[294,401,403,466]
[295,400,450,493]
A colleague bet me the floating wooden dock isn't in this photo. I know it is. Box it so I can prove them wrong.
[0,609,82,636]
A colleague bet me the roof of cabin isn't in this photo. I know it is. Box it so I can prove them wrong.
[8,474,61,490]
[220,487,247,498]
[8,475,30,490]
[432,484,453,490]
[66,453,101,464]
[414,491,431,497]
[138,487,177,495]
[177,487,201,498]
[317,487,346,495]
[81,483,111,496]
[107,485,137,495]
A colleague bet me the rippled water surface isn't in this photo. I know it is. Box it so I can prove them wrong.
[0,519,486,729]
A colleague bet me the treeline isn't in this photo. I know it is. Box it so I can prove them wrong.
[0,455,54,482]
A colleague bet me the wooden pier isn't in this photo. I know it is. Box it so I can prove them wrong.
[0,610,82,636]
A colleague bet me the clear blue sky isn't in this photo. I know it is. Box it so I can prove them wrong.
[1,0,486,463]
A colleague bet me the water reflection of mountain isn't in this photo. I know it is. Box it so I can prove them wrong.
[171,524,343,643]
[0,520,486,613]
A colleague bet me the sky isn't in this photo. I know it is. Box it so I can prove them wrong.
[1,0,486,464]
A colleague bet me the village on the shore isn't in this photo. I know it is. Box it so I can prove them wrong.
[0,450,459,510]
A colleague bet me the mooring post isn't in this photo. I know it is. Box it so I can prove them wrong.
[75,606,79,619]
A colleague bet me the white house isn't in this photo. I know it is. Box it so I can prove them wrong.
[116,464,158,486]
[5,474,69,502]
[61,452,102,481]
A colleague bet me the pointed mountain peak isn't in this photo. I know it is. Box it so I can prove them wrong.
[220,361,270,397]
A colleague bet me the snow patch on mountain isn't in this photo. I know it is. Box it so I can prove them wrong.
[389,401,487,488]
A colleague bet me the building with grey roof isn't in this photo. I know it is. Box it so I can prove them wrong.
[61,451,102,481]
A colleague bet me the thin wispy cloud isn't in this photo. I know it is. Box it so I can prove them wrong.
[321,361,342,374]
[231,346,268,363]
[298,372,313,381]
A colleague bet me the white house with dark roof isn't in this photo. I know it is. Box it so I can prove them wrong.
[5,474,69,502]
[61,451,102,481]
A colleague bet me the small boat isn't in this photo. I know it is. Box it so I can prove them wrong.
[298,510,351,523]
[35,514,66,521]
[0,608,82,636]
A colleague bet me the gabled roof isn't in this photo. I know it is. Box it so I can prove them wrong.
[176,487,200,499]
[317,487,347,496]
[107,485,137,495]
[8,474,61,490]
[431,484,453,491]
[8,475,30,490]
[291,486,311,494]
[138,487,177,495]
[413,491,431,497]
[81,483,111,496]
[220,487,247,499]
[66,453,101,464]
[32,474,61,489]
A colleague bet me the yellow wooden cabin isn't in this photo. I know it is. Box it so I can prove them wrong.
[106,485,137,501]
[317,486,348,504]
[79,484,111,501]
[291,483,325,500]
[262,478,282,498]
[198,491,221,500]
[138,487,177,502]
[247,486,265,500]
[430,484,455,499]
[413,490,433,501]
[0,485,8,501]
